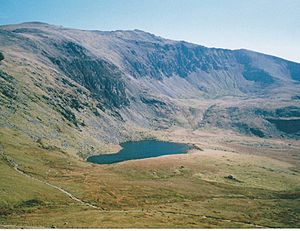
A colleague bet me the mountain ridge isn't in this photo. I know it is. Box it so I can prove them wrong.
[0,22,300,157]
[2,21,300,64]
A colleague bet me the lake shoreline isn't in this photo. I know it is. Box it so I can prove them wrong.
[87,139,193,164]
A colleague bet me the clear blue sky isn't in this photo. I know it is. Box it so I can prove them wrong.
[1,0,299,62]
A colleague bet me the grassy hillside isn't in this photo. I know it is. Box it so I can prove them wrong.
[0,23,299,228]
[0,127,299,228]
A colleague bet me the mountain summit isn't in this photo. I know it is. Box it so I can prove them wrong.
[0,22,299,154]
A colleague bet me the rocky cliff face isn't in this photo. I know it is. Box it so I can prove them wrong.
[47,41,129,109]
[0,22,300,154]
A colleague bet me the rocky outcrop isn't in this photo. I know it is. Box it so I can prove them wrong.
[47,41,129,109]
[0,22,300,143]
[0,51,4,61]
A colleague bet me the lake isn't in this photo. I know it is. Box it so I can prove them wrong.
[87,140,191,164]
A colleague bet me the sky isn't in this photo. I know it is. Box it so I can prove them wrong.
[1,0,299,62]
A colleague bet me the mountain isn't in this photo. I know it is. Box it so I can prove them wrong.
[0,22,300,156]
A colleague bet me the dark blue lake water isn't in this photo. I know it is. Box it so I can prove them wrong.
[87,140,191,164]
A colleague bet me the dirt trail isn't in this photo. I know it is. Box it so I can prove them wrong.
[0,149,271,228]
[0,150,99,209]
[13,163,99,209]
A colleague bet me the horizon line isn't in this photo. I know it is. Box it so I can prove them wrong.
[1,20,299,64]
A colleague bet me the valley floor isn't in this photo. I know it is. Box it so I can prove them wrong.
[0,127,299,228]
